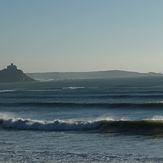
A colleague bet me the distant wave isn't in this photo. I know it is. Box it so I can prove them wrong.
[0,90,16,93]
[26,89,59,92]
[1,87,85,93]
[2,102,163,109]
[1,116,163,132]
[3,94,163,101]
[63,87,85,90]
[35,79,55,82]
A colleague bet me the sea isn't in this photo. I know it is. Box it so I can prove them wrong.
[1,78,163,162]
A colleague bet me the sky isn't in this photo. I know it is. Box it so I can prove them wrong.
[0,0,163,73]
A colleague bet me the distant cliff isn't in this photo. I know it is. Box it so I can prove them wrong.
[0,63,34,82]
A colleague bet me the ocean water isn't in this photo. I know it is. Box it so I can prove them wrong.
[1,78,163,162]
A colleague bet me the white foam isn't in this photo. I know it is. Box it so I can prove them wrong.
[35,79,55,82]
[147,116,163,121]
[63,87,85,90]
[95,115,128,121]
[1,118,100,131]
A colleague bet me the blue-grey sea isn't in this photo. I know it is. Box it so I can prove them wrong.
[1,78,163,162]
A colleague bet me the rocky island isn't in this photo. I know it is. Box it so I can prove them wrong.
[0,63,34,82]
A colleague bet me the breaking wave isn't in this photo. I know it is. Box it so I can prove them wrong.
[1,116,163,133]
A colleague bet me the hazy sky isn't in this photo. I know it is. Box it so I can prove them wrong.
[0,0,163,73]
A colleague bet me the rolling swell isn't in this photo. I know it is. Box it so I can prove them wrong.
[2,94,163,99]
[1,102,163,109]
[1,117,163,134]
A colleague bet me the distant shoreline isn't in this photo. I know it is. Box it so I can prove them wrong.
[28,70,163,81]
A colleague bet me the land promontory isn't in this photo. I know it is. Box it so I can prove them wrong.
[0,63,34,82]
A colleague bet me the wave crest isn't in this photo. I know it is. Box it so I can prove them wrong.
[1,116,163,132]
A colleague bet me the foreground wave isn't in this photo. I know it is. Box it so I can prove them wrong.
[1,117,163,133]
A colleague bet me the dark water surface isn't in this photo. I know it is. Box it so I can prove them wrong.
[1,78,163,162]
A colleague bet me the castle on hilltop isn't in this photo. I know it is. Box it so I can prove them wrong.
[7,63,17,71]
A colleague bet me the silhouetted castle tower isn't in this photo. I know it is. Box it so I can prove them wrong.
[7,63,17,71]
